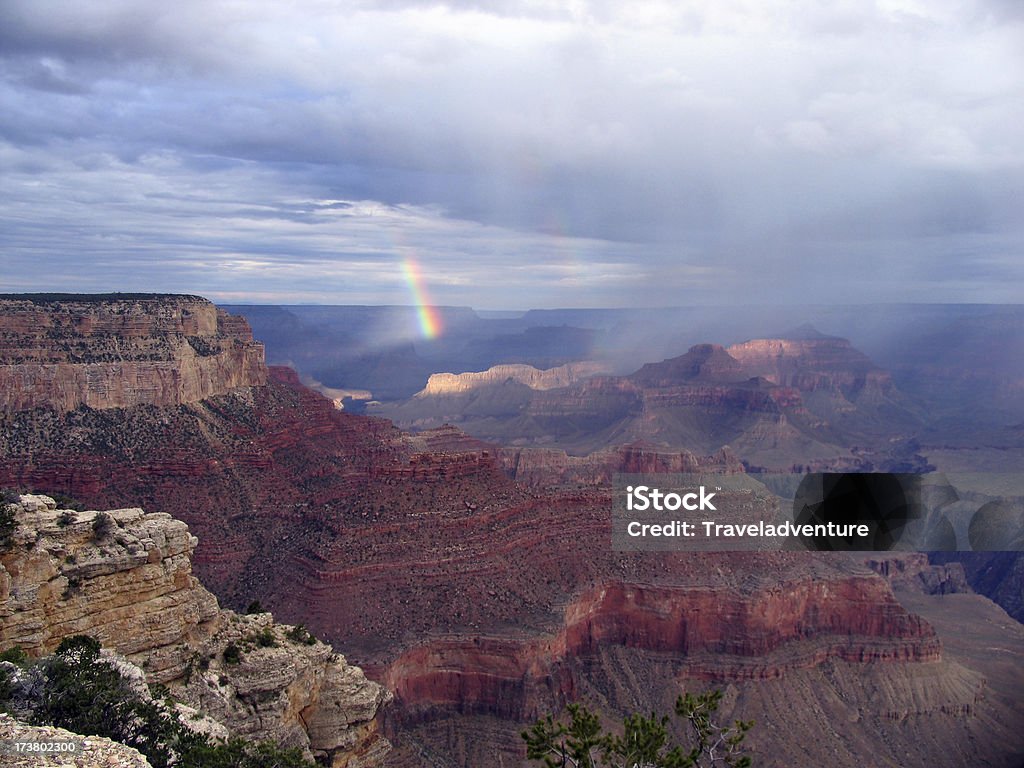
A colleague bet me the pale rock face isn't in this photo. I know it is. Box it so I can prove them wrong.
[0,494,391,766]
[417,361,608,396]
[180,613,392,767]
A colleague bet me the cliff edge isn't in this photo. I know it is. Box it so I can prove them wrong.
[0,493,391,767]
[0,294,266,412]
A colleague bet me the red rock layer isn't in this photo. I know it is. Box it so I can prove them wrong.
[500,444,743,486]
[378,577,940,724]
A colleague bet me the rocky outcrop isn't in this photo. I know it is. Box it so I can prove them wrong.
[501,444,744,486]
[0,295,266,412]
[0,712,152,768]
[727,336,894,399]
[417,362,608,396]
[629,344,748,386]
[0,494,391,767]
[867,554,970,595]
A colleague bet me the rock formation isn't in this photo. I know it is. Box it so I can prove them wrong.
[727,336,890,395]
[377,338,930,472]
[0,295,265,412]
[0,494,391,767]
[629,343,749,386]
[500,443,744,486]
[866,553,970,595]
[0,712,153,768]
[417,362,608,396]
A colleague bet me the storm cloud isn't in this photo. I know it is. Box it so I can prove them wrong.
[1,0,1021,307]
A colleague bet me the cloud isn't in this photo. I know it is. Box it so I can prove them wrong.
[1,0,1022,307]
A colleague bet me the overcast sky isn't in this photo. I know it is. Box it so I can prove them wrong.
[1,0,1022,308]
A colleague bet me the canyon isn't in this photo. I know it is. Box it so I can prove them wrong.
[377,340,926,472]
[1,296,1022,767]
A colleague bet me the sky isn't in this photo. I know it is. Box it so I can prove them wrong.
[1,0,1022,308]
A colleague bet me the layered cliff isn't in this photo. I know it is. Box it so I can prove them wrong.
[0,295,265,412]
[377,338,930,472]
[500,444,744,486]
[417,362,608,396]
[726,336,889,395]
[0,494,391,767]
[629,343,748,386]
[381,574,942,722]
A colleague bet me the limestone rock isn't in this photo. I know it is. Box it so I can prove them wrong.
[0,494,391,766]
[417,361,608,396]
[0,712,152,768]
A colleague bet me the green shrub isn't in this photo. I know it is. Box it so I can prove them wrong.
[523,689,754,768]
[222,644,241,665]
[286,625,317,646]
[254,629,277,648]
[0,646,28,666]
[0,503,16,548]
[51,494,86,513]
[92,512,114,539]
[28,634,316,768]
[0,666,12,711]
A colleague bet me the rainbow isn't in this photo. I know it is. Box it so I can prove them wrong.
[401,258,443,339]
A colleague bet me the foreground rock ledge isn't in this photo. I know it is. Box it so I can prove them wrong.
[0,494,392,767]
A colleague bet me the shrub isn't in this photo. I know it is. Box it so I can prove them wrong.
[0,646,28,666]
[0,665,12,711]
[222,644,241,665]
[0,503,16,549]
[245,600,266,615]
[254,629,277,648]
[51,493,86,512]
[523,689,754,768]
[28,634,316,768]
[286,625,317,646]
[92,512,114,539]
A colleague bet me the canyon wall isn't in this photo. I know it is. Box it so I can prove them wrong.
[727,337,894,398]
[0,295,266,412]
[0,494,391,767]
[380,576,942,723]
[500,444,744,485]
